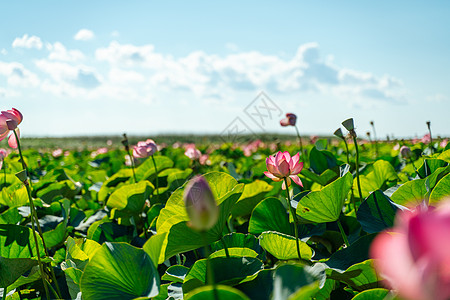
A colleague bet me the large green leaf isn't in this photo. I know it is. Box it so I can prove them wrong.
[0,224,45,288]
[231,180,273,218]
[417,158,448,178]
[429,173,450,204]
[352,288,390,299]
[296,172,353,223]
[309,147,339,175]
[259,231,313,260]
[325,234,377,272]
[356,190,398,233]
[355,160,398,199]
[183,257,263,294]
[248,197,292,235]
[186,285,250,300]
[273,264,321,300]
[135,156,174,182]
[106,181,154,217]
[326,259,381,291]
[80,242,159,300]
[145,172,244,263]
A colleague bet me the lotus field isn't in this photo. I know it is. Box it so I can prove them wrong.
[1,108,450,300]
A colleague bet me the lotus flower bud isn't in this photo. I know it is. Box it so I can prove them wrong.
[280,113,297,127]
[400,146,412,159]
[184,176,219,231]
[342,118,354,131]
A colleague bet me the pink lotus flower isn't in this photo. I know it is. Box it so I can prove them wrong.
[199,154,210,166]
[185,147,201,160]
[264,151,303,189]
[52,148,63,158]
[0,108,23,149]
[280,113,297,127]
[421,133,431,144]
[370,200,450,300]
[133,139,157,158]
[441,139,448,148]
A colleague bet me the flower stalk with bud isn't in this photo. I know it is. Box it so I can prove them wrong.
[342,118,364,202]
[280,113,305,162]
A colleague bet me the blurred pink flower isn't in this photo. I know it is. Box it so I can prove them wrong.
[133,139,157,158]
[0,108,23,149]
[310,135,319,144]
[421,133,431,144]
[393,143,400,151]
[199,154,210,165]
[264,151,303,189]
[370,200,450,300]
[441,139,448,148]
[280,113,297,127]
[52,148,63,158]
[185,147,201,160]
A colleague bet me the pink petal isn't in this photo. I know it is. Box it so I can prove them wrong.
[264,171,282,181]
[370,231,425,300]
[281,177,291,190]
[277,159,290,177]
[8,128,19,149]
[280,118,289,126]
[291,161,304,175]
[0,126,8,142]
[290,175,303,187]
[289,152,300,169]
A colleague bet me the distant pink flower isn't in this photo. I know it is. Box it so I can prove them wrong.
[310,135,319,144]
[393,143,400,151]
[264,151,303,189]
[441,139,448,148]
[185,147,201,160]
[0,108,23,149]
[199,154,210,165]
[421,133,431,144]
[280,113,297,127]
[370,200,450,300]
[52,148,63,158]
[133,139,157,158]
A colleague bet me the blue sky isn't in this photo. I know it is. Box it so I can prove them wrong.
[0,1,449,139]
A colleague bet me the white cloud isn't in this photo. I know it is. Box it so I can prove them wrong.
[426,93,447,103]
[74,29,95,41]
[12,34,43,49]
[0,61,40,87]
[46,42,85,61]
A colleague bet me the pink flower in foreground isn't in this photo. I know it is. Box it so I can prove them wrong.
[0,108,23,149]
[264,151,303,189]
[133,139,157,158]
[280,113,297,127]
[370,200,450,300]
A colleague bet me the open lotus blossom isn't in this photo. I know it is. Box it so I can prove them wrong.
[280,113,297,127]
[133,139,157,158]
[0,108,23,149]
[264,151,303,189]
[370,199,450,300]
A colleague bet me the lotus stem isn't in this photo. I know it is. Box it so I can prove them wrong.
[151,156,159,200]
[202,233,219,300]
[294,125,305,162]
[13,131,62,299]
[220,235,230,258]
[352,135,364,202]
[337,219,349,248]
[283,178,302,261]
